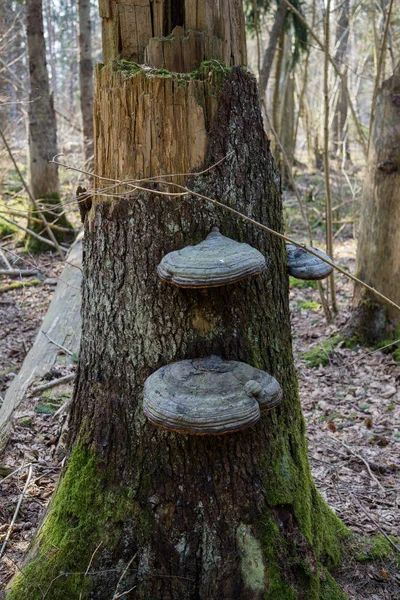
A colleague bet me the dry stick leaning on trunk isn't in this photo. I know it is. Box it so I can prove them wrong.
[262,101,332,323]
[52,157,400,316]
[282,0,368,156]
[0,127,66,258]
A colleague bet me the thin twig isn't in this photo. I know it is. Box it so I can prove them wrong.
[112,553,138,600]
[0,247,12,270]
[282,0,367,155]
[79,542,103,600]
[349,492,400,553]
[328,435,385,491]
[52,160,400,316]
[0,464,33,558]
[42,330,73,355]
[31,373,75,394]
[0,463,32,486]
[0,214,68,253]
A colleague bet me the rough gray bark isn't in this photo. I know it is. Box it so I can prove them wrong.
[78,0,94,167]
[26,0,59,200]
[26,0,73,250]
[347,65,400,343]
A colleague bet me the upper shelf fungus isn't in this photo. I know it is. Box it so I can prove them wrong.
[157,228,266,288]
[286,243,333,280]
[143,355,283,435]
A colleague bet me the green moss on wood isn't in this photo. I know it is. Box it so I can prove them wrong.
[0,279,42,293]
[8,444,149,600]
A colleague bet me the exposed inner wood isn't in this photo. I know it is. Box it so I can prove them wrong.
[93,66,220,197]
[99,0,247,70]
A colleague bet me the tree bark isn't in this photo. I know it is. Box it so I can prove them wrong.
[259,1,288,98]
[26,0,73,250]
[9,3,348,599]
[78,0,94,167]
[331,0,349,158]
[347,65,400,343]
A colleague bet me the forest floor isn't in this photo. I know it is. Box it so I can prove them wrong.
[0,235,399,599]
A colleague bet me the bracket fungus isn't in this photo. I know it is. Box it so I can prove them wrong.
[143,355,283,435]
[286,243,333,280]
[157,228,266,288]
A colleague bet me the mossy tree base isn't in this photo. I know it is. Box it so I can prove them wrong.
[25,193,75,253]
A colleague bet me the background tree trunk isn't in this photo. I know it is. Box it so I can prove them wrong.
[26,0,72,251]
[78,0,94,168]
[347,64,400,343]
[259,0,288,98]
[331,0,350,159]
[9,2,348,599]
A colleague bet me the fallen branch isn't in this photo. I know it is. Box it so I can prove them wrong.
[0,464,33,558]
[41,330,73,355]
[0,214,68,253]
[349,492,400,553]
[31,373,75,394]
[328,435,385,492]
[0,269,38,278]
[0,247,12,270]
[0,463,32,486]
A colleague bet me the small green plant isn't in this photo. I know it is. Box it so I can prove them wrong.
[299,300,321,311]
[356,534,399,563]
[289,276,318,290]
[302,337,342,368]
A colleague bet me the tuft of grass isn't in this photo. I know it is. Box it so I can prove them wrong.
[302,337,341,367]
[289,276,318,290]
[299,300,321,311]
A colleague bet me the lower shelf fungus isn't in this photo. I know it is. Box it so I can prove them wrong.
[143,355,283,435]
[286,243,334,280]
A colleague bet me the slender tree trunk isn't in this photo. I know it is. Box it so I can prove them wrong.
[331,0,350,159]
[259,0,288,98]
[347,65,400,343]
[9,2,349,599]
[26,0,72,251]
[78,0,94,167]
[44,0,57,95]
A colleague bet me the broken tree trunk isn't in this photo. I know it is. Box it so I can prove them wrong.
[9,3,348,599]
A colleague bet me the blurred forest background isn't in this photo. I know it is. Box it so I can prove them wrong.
[0,1,399,597]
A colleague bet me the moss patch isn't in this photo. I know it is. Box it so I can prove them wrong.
[8,444,146,600]
[0,279,42,293]
[302,336,346,367]
[289,276,318,290]
[356,534,399,564]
